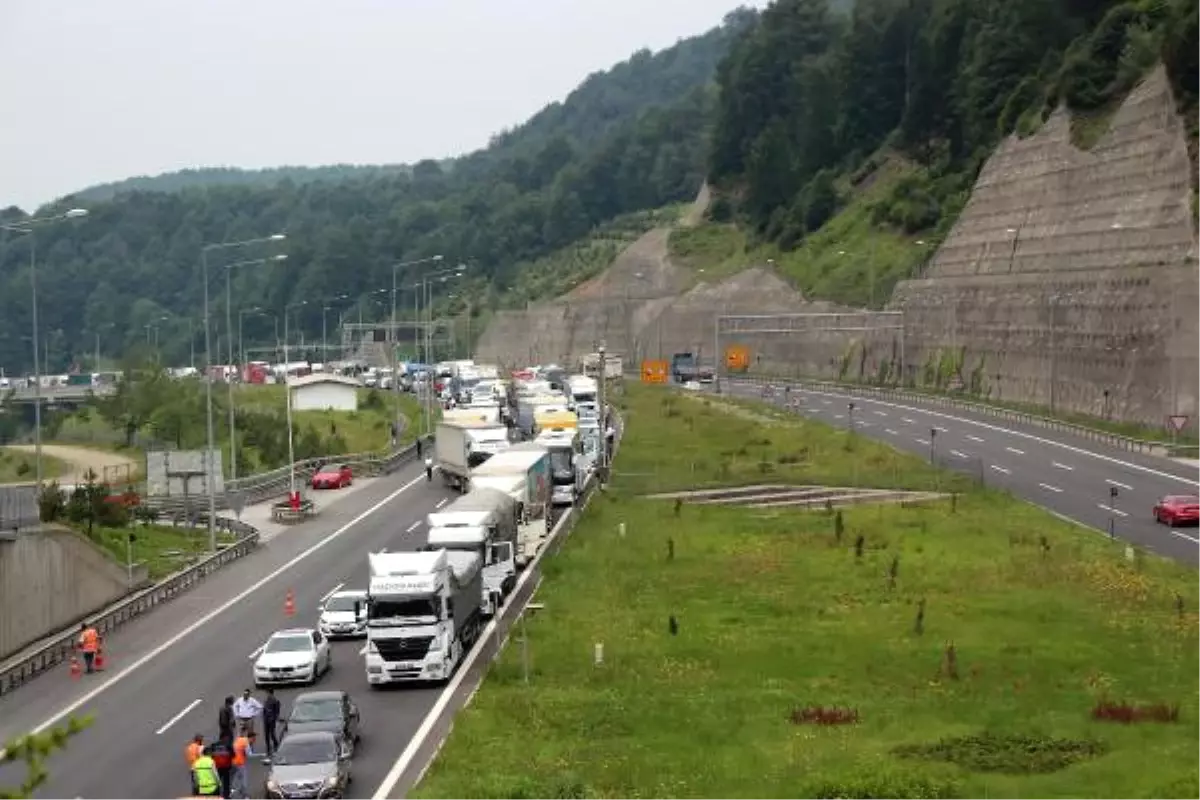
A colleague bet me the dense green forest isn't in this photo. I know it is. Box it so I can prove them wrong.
[0,8,756,374]
[707,0,1198,249]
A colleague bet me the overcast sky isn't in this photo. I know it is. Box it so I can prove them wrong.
[0,0,765,212]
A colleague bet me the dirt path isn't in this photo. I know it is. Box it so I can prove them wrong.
[5,444,140,486]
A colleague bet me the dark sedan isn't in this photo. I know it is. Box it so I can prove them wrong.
[264,730,351,799]
[280,690,361,756]
[1153,495,1199,527]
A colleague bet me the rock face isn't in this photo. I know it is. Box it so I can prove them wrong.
[891,66,1198,425]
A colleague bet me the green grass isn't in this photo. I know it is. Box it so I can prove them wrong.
[0,447,67,483]
[668,160,938,310]
[89,524,238,580]
[413,384,1199,799]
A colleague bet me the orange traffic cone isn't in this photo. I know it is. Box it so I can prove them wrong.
[69,654,82,680]
[93,644,106,671]
[284,589,295,617]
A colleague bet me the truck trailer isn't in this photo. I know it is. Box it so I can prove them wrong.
[435,420,510,491]
[364,550,483,686]
[468,444,551,566]
[423,487,518,617]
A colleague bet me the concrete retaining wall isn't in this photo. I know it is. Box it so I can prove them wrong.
[891,66,1198,425]
[0,526,131,660]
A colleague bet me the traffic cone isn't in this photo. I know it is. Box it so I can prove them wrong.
[69,654,82,680]
[284,589,295,617]
[93,644,106,671]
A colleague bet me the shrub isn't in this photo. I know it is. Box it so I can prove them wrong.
[893,732,1108,774]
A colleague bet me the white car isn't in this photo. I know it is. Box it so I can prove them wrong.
[318,590,368,639]
[254,628,332,687]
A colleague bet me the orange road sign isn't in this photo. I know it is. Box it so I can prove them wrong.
[641,360,669,384]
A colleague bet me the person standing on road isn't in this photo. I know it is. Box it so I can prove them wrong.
[425,456,433,481]
[230,731,256,798]
[77,622,99,674]
[217,696,235,741]
[191,746,221,797]
[186,734,205,794]
[261,688,281,761]
[207,736,234,799]
[232,689,263,736]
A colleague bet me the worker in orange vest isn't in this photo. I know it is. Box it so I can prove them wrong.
[185,734,205,795]
[77,623,100,674]
[230,731,256,799]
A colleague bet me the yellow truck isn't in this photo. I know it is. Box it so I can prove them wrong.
[534,409,577,436]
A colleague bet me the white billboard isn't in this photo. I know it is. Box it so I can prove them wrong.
[145,449,225,498]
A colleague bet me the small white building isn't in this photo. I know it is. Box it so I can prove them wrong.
[289,374,360,412]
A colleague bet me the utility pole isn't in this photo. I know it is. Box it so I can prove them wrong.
[597,343,607,476]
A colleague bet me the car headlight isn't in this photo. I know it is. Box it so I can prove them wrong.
[266,779,280,792]
[323,776,340,789]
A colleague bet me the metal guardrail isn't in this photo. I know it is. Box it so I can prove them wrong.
[715,375,1180,458]
[3,384,117,402]
[0,439,428,697]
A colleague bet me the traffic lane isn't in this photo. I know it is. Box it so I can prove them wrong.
[21,475,455,799]
[0,461,426,743]
[724,384,1198,565]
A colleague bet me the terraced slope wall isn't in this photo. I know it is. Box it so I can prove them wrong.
[891,66,1198,424]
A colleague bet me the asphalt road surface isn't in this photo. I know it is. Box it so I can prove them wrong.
[0,460,465,799]
[720,379,1199,566]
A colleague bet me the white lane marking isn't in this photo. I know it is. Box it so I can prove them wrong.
[1172,531,1199,543]
[950,450,969,459]
[873,410,887,417]
[320,583,345,603]
[916,438,930,446]
[967,435,984,443]
[155,699,203,736]
[248,645,264,660]
[1052,461,1074,471]
[1006,446,1025,455]
[1106,479,1132,491]
[435,497,448,509]
[885,429,898,436]
[24,470,429,739]
[822,400,831,405]
[1039,483,1063,493]
[933,426,949,433]
[405,520,421,533]
[990,465,1011,475]
[858,421,873,428]
[789,388,1199,487]
[902,418,915,424]
[833,414,844,419]
[1097,503,1128,518]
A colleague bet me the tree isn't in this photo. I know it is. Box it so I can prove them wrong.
[0,716,92,799]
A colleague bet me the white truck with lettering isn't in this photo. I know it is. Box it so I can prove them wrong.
[468,444,551,566]
[423,487,518,617]
[363,550,483,686]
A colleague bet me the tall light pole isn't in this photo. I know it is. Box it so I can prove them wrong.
[282,300,307,501]
[225,254,288,487]
[321,293,350,361]
[1,208,89,493]
[201,233,286,552]
[390,255,443,444]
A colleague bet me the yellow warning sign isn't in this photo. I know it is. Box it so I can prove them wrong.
[725,345,750,372]
[641,359,669,384]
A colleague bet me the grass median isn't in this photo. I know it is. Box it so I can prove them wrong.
[90,523,239,580]
[413,383,1198,799]
[0,447,67,484]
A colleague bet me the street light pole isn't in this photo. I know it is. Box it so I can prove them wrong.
[283,306,297,499]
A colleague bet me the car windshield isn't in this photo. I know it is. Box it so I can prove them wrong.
[1169,496,1198,505]
[321,465,345,474]
[324,595,361,613]
[272,738,338,766]
[290,698,342,723]
[265,635,311,653]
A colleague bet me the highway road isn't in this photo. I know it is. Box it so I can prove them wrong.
[0,459,463,799]
[720,379,1200,566]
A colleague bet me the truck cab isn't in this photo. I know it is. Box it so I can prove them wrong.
[363,550,482,686]
[536,427,583,506]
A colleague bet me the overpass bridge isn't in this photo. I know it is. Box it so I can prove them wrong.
[3,384,117,406]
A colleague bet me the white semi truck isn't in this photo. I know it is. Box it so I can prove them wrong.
[435,420,511,491]
[468,445,551,566]
[423,487,518,617]
[363,550,483,686]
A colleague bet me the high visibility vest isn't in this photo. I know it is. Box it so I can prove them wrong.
[192,756,219,795]
[186,742,203,766]
[232,737,249,767]
[79,628,99,653]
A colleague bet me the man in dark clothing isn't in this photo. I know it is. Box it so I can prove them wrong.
[262,688,282,761]
[207,737,234,799]
[217,696,235,742]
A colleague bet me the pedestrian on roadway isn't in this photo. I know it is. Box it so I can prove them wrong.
[218,696,235,742]
[191,746,221,797]
[77,622,99,674]
[425,457,433,482]
[230,730,256,798]
[232,689,263,736]
[207,736,234,798]
[415,436,423,458]
[261,688,281,761]
[186,734,205,795]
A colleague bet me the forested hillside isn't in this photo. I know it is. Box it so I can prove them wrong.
[0,8,756,374]
[700,0,1197,302]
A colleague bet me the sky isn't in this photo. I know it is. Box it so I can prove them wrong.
[0,0,766,212]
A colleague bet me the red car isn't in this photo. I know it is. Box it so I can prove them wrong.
[312,463,353,490]
[1152,495,1199,527]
